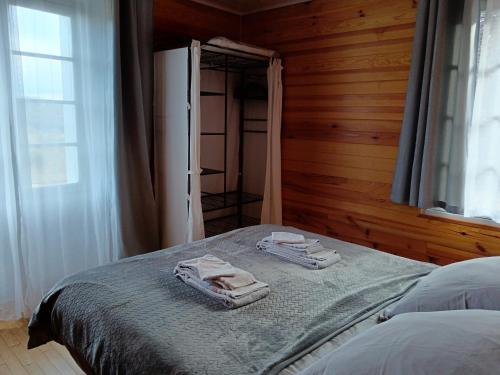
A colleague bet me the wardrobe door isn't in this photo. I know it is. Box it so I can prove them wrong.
[154,48,189,247]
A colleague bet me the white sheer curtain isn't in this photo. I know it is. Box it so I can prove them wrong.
[0,0,120,320]
[464,0,500,222]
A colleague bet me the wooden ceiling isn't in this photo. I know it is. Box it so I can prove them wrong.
[190,0,311,15]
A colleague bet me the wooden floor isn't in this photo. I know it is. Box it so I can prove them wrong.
[0,321,84,375]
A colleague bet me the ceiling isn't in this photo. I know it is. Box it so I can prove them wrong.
[191,0,311,15]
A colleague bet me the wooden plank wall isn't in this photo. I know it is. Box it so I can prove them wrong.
[242,0,500,265]
[154,0,241,50]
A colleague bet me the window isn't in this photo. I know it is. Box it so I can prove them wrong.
[10,3,79,187]
[424,0,500,224]
[0,0,120,321]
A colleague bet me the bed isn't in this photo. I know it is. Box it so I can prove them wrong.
[28,224,436,374]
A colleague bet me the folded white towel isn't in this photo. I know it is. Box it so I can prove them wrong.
[174,255,269,308]
[262,236,323,255]
[211,273,256,290]
[271,232,305,244]
[176,254,256,290]
[257,237,341,269]
[175,269,270,308]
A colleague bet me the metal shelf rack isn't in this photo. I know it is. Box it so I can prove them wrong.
[199,44,268,236]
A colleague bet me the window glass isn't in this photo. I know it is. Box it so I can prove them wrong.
[11,4,79,188]
[23,101,77,144]
[14,5,72,57]
[14,55,74,100]
[29,146,79,187]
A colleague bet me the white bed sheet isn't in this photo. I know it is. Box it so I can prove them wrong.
[281,313,379,374]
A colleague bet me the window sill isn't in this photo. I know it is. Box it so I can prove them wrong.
[419,208,500,230]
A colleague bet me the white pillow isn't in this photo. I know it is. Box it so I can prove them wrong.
[300,310,500,375]
[381,256,500,320]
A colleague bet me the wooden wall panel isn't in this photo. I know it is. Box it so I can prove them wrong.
[154,0,241,50]
[242,0,500,265]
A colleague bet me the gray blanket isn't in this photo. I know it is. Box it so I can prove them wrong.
[28,225,436,375]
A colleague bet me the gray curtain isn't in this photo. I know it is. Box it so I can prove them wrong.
[391,0,481,213]
[116,0,160,255]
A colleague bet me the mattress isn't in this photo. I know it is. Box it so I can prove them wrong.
[28,224,436,374]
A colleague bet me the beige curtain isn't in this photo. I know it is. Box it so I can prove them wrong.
[261,58,283,224]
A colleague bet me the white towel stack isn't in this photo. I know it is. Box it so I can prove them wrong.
[174,254,269,308]
[256,232,341,269]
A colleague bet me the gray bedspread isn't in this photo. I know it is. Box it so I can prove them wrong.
[28,225,436,375]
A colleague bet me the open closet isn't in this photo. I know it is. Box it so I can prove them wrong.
[154,38,283,247]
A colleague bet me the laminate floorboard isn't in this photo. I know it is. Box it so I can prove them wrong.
[0,322,84,375]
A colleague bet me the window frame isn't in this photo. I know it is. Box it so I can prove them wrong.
[422,208,500,229]
[8,0,85,191]
[426,1,499,228]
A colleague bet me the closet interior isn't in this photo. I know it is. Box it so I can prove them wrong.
[154,38,281,247]
[199,44,268,237]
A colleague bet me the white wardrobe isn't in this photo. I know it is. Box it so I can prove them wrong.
[154,38,283,247]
